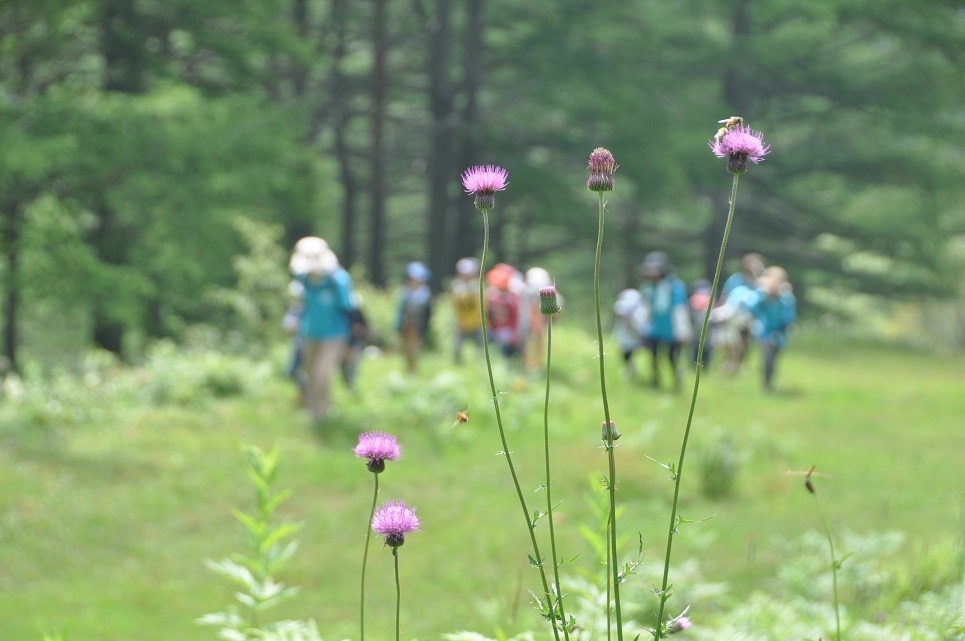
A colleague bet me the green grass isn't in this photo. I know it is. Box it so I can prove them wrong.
[1,320,963,640]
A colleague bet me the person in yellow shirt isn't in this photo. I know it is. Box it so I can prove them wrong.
[451,257,483,364]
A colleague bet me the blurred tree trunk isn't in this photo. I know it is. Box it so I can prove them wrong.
[94,0,149,354]
[1,196,23,373]
[100,0,148,93]
[329,0,359,268]
[290,0,309,97]
[426,0,453,291]
[90,203,128,354]
[368,0,388,286]
[453,0,484,265]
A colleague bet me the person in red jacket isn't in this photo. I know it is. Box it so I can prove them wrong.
[485,263,522,359]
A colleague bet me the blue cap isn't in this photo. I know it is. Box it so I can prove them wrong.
[405,261,431,283]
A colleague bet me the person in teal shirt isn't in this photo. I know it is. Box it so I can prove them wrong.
[750,266,797,391]
[639,251,692,391]
[289,236,356,422]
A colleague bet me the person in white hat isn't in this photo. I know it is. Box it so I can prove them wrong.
[289,236,356,422]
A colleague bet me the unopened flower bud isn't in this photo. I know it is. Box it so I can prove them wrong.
[587,147,618,192]
[539,285,560,315]
[601,420,620,441]
[667,616,692,634]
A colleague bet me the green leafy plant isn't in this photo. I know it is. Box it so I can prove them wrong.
[695,427,746,500]
[198,445,314,640]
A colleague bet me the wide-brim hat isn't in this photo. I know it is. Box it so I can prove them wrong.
[455,257,480,276]
[290,236,339,276]
[614,288,642,315]
[525,267,552,288]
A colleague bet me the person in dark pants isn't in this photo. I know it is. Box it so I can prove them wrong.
[639,252,692,391]
[750,266,797,391]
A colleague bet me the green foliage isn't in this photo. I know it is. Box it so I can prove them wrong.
[4,0,965,366]
[2,323,964,640]
[205,217,293,354]
[198,445,317,641]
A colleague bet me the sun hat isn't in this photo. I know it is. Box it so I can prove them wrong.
[614,288,643,315]
[525,267,552,289]
[290,236,339,276]
[455,257,480,276]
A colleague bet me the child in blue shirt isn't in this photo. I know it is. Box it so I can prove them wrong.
[750,266,797,391]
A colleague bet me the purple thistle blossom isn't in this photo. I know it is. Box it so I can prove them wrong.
[372,500,420,548]
[461,165,508,211]
[709,124,770,174]
[354,431,401,474]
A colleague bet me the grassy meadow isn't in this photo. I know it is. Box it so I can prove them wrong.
[1,303,963,640]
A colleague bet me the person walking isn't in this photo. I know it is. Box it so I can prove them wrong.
[450,257,483,364]
[397,261,433,373]
[639,251,692,391]
[750,266,797,391]
[289,236,356,423]
[485,263,522,359]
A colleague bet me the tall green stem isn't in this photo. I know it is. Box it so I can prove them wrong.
[393,547,401,641]
[479,209,561,641]
[543,318,570,640]
[815,493,842,641]
[654,173,740,638]
[594,192,622,640]
[360,474,379,641]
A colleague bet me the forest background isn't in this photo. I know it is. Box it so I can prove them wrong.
[2,2,965,640]
[1,0,964,366]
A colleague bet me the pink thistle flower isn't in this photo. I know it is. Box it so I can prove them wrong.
[372,500,420,548]
[587,147,618,192]
[709,124,770,174]
[354,431,401,474]
[461,165,508,211]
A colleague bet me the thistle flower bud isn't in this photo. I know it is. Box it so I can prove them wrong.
[601,420,621,441]
[667,616,692,634]
[539,284,560,315]
[587,147,618,192]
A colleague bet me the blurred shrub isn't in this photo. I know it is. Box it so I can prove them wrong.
[695,426,747,500]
